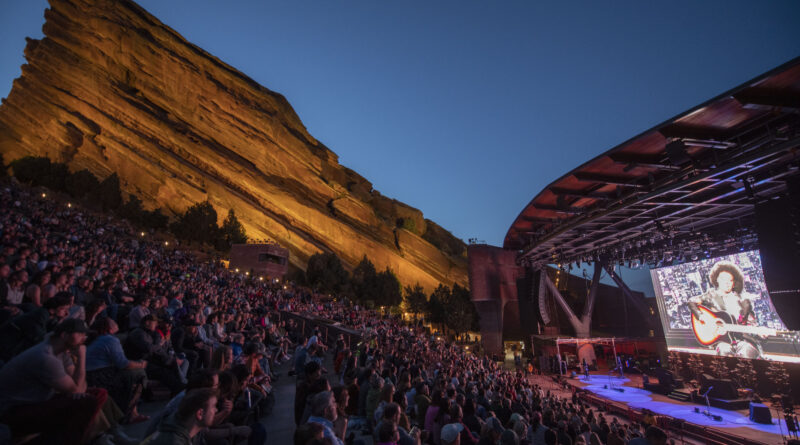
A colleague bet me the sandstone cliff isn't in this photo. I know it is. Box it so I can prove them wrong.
[0,0,468,291]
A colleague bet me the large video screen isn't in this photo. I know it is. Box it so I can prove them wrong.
[651,250,799,362]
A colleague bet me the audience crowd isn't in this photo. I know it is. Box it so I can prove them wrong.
[0,182,669,445]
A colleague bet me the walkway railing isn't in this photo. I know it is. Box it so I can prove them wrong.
[278,311,363,349]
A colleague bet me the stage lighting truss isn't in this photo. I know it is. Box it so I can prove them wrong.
[517,116,800,270]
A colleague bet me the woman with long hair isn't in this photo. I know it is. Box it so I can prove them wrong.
[210,344,234,371]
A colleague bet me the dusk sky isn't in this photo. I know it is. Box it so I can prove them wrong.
[2,1,800,295]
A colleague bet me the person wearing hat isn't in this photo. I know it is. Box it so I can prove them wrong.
[171,318,206,370]
[127,313,186,394]
[0,318,108,445]
[478,416,505,445]
[442,422,464,445]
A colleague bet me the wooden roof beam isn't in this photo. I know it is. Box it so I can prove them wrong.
[549,187,612,200]
[659,124,731,141]
[520,215,560,224]
[573,171,643,187]
[734,89,800,113]
[608,152,683,171]
[531,203,586,214]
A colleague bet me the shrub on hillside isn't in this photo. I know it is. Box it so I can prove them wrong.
[9,156,53,186]
[91,173,122,210]
[65,169,101,198]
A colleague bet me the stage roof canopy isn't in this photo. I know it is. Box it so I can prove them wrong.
[506,57,800,267]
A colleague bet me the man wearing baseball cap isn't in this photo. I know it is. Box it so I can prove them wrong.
[441,423,464,445]
[0,318,108,445]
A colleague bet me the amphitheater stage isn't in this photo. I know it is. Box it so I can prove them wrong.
[564,373,793,445]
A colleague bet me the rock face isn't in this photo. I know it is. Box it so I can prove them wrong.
[0,0,468,291]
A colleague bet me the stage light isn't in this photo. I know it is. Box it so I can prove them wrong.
[67,203,72,208]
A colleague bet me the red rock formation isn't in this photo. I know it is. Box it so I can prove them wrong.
[0,0,467,291]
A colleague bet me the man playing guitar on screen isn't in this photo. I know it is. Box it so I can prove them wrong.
[687,261,764,359]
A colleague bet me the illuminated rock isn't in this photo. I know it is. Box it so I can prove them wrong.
[0,0,467,291]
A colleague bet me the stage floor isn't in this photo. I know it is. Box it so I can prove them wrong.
[567,372,792,445]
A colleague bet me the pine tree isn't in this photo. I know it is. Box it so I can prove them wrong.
[92,173,122,210]
[404,283,428,318]
[221,209,248,245]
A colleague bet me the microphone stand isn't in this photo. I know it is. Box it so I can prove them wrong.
[701,386,714,418]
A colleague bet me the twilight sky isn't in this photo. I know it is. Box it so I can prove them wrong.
[2,1,800,295]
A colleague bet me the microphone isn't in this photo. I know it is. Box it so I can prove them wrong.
[702,386,714,397]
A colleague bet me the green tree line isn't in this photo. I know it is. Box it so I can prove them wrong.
[301,252,480,336]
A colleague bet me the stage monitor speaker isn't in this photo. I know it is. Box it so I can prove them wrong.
[700,378,739,400]
[516,272,540,334]
[749,402,772,424]
[754,177,800,330]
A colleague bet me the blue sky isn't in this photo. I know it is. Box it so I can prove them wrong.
[2,1,800,295]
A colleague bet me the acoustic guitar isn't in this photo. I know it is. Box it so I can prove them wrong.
[690,304,789,346]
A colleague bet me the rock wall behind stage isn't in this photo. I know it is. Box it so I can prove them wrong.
[467,244,525,356]
[0,0,468,291]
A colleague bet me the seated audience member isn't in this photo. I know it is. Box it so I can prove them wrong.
[628,425,668,445]
[171,318,206,371]
[294,422,325,445]
[478,417,505,445]
[375,402,421,445]
[306,390,344,445]
[295,361,323,425]
[126,313,187,394]
[377,420,401,445]
[500,429,520,445]
[332,385,350,441]
[0,292,71,363]
[127,296,151,330]
[142,388,218,445]
[0,319,108,445]
[86,317,149,423]
[145,369,219,438]
[210,344,234,371]
[198,370,256,445]
[442,423,465,445]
